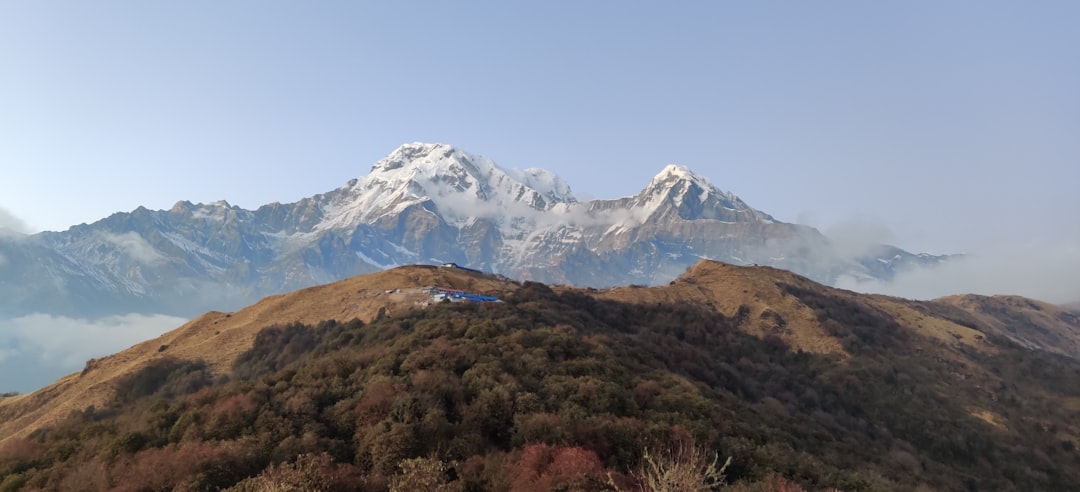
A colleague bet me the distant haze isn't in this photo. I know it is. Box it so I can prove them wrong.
[820,217,1080,304]
[836,234,1080,305]
[0,313,187,392]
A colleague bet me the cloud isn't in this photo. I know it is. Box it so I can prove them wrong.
[838,237,1080,304]
[0,313,188,392]
[429,187,640,232]
[0,206,30,236]
[96,231,165,265]
[824,219,897,259]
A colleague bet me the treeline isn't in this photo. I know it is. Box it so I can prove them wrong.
[3,282,1080,490]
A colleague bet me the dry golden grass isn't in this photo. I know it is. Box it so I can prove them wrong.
[968,407,1008,431]
[872,298,997,354]
[598,261,847,356]
[936,294,1080,359]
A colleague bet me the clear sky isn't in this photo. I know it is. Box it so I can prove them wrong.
[1,2,1077,260]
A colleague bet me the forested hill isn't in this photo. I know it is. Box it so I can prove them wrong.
[2,262,1080,491]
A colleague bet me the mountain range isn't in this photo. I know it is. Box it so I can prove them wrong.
[0,142,946,318]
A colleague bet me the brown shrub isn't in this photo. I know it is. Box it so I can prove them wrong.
[52,459,110,492]
[389,457,462,492]
[510,444,607,492]
[723,473,808,492]
[205,393,260,439]
[458,452,513,490]
[109,440,256,491]
[354,378,402,426]
[227,452,371,492]
[0,438,46,474]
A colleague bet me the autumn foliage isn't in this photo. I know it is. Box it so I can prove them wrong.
[3,282,1080,491]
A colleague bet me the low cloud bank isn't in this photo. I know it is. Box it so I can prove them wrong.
[838,238,1080,305]
[0,313,187,393]
[812,215,1080,305]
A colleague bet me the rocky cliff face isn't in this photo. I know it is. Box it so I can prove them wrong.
[0,142,946,318]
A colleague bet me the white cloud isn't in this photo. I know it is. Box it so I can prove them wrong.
[0,313,188,390]
[0,206,30,236]
[96,231,165,265]
[824,218,898,259]
[430,189,639,232]
[839,238,1080,304]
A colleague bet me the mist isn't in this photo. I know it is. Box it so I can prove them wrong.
[834,228,1080,305]
[97,231,167,265]
[430,188,642,231]
[0,206,30,236]
[0,313,187,393]
[823,219,899,260]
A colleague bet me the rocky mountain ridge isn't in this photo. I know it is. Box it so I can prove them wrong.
[0,142,946,318]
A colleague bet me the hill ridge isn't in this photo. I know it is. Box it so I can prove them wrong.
[5,260,1080,490]
[0,264,513,440]
[4,259,1077,445]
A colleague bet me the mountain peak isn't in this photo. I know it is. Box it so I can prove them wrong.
[639,163,717,205]
[656,163,696,179]
[650,164,714,190]
[364,142,500,199]
[630,164,773,224]
[370,144,575,201]
[371,142,457,173]
[320,143,577,230]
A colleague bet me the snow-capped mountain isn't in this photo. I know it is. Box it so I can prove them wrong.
[0,142,946,318]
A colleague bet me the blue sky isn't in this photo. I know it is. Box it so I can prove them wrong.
[1,1,1077,256]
